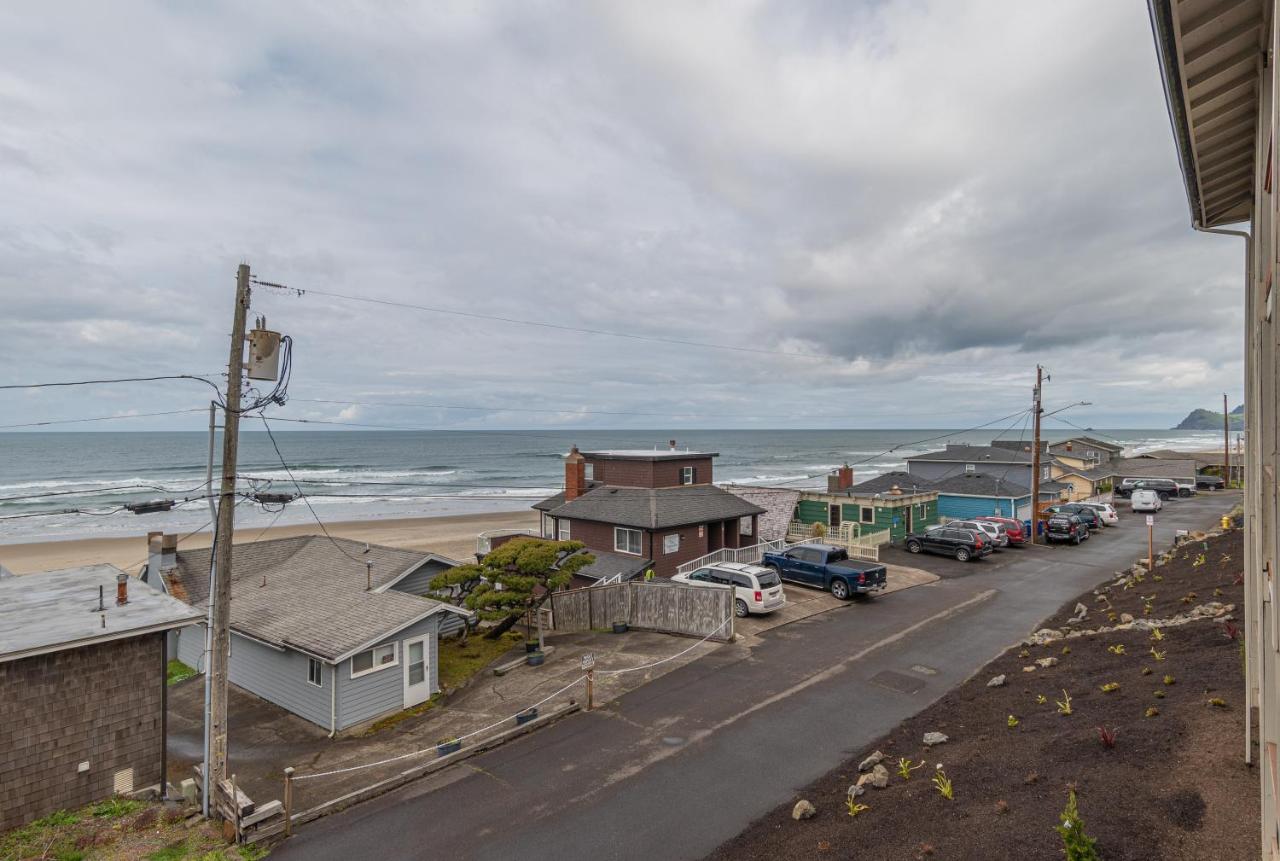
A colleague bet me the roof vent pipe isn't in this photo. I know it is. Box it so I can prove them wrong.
[669,439,677,450]
[116,571,129,606]
[366,561,373,591]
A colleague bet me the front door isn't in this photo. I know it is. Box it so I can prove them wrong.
[403,635,431,708]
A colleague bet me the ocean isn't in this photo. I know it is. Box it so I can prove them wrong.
[0,427,1224,544]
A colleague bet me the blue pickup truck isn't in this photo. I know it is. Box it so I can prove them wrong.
[760,543,888,600]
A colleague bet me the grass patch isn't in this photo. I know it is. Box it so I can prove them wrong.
[167,659,198,686]
[437,631,524,691]
[91,797,144,819]
[363,692,443,735]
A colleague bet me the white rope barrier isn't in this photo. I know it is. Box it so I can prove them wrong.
[595,615,733,676]
[292,673,588,782]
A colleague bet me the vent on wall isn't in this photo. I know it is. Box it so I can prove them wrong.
[113,768,134,795]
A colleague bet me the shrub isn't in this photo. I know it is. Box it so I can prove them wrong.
[1007,714,1020,728]
[1054,790,1101,861]
[1056,690,1073,716]
[1208,697,1228,709]
[1096,726,1117,749]
[846,799,869,817]
[1099,682,1119,693]
[931,765,954,800]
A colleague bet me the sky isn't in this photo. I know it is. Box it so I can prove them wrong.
[0,1,1247,433]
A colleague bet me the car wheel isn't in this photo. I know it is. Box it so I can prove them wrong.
[955,547,971,562]
[1158,492,1169,501]
[830,579,850,600]
[1073,534,1081,545]
[734,598,749,618]
[906,539,922,554]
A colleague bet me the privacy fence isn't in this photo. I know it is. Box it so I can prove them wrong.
[549,580,734,642]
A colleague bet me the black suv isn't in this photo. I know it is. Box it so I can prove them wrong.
[1045,504,1102,530]
[1044,514,1089,545]
[904,526,995,562]
[1116,478,1184,500]
[1195,473,1226,490]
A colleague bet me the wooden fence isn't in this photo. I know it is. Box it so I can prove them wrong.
[549,581,734,642]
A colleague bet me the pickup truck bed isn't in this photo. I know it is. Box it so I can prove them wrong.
[761,542,886,600]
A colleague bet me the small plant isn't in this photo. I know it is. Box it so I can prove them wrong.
[1214,588,1224,598]
[1107,644,1126,656]
[1062,646,1071,655]
[931,765,954,800]
[1150,628,1164,642]
[1036,694,1047,704]
[1133,570,1145,583]
[846,798,869,817]
[1153,574,1163,582]
[1018,648,1030,659]
[1224,621,1240,641]
[1145,706,1160,717]
[1056,690,1073,716]
[1163,674,1175,686]
[1054,790,1101,861]
[1193,554,1206,567]
[1007,714,1020,728]
[896,757,925,780]
[1099,682,1120,693]
[1150,648,1166,662]
[1208,697,1228,708]
[1141,666,1152,676]
[1153,690,1166,699]
[1096,726,1117,749]
[1106,611,1117,622]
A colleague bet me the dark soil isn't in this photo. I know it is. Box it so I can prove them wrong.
[708,529,1257,861]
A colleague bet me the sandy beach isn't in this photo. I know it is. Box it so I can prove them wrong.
[0,510,541,575]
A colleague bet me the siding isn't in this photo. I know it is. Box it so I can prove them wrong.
[173,624,206,671]
[937,494,1029,520]
[388,559,454,596]
[227,633,332,729]
[337,614,441,730]
[795,499,829,525]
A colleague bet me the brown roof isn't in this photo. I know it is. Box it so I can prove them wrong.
[546,484,764,530]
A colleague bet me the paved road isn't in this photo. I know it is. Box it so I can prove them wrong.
[275,494,1236,861]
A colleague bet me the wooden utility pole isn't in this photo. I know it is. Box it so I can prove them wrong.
[1224,393,1231,486]
[1030,365,1044,544]
[208,263,250,816]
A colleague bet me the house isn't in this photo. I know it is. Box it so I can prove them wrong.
[140,534,471,734]
[0,565,202,829]
[532,444,764,578]
[1048,437,1123,469]
[928,472,1061,521]
[906,444,1059,490]
[793,467,940,543]
[1090,457,1199,489]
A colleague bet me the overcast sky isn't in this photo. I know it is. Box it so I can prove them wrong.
[0,1,1246,432]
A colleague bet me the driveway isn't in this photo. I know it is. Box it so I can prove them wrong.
[273,492,1236,861]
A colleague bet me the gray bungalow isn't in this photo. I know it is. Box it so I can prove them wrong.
[140,534,470,733]
[906,444,1059,490]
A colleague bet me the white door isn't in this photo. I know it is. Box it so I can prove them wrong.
[403,634,431,708]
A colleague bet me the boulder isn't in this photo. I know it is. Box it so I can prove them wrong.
[1025,628,1064,645]
[1022,665,1037,673]
[1120,613,1135,624]
[1035,657,1058,669]
[987,674,1006,688]
[858,750,885,772]
[847,783,865,800]
[1069,603,1088,623]
[923,732,949,747]
[792,799,816,821]
[868,763,890,788]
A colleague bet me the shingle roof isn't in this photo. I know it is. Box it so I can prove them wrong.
[928,472,1032,498]
[848,471,933,494]
[2,564,203,662]
[164,536,468,663]
[1104,457,1198,481]
[533,481,602,512]
[725,486,800,541]
[548,484,764,530]
[908,445,1037,464]
[566,549,652,582]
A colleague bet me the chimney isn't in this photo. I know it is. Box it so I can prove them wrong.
[116,570,129,606]
[838,463,853,490]
[565,446,586,501]
[1066,441,1073,451]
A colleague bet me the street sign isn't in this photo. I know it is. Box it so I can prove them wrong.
[1146,515,1154,527]
[580,653,595,670]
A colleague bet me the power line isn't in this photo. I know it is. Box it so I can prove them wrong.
[0,408,209,430]
[0,478,214,503]
[0,374,223,397]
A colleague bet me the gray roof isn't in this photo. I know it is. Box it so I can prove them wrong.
[1053,436,1124,454]
[582,449,718,461]
[725,486,800,541]
[1094,457,1198,482]
[928,472,1032,498]
[1,564,203,663]
[567,549,651,582]
[163,536,469,663]
[908,444,1038,464]
[847,471,932,495]
[533,480,602,512]
[548,484,764,530]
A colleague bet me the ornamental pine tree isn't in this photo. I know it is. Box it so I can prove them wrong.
[1054,790,1100,861]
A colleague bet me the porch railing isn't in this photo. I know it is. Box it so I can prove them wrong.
[785,521,891,561]
[675,538,790,576]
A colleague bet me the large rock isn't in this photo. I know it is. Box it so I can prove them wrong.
[858,750,885,772]
[987,674,1006,688]
[1035,657,1058,669]
[792,799,816,820]
[847,783,865,800]
[923,731,949,747]
[1120,613,1135,624]
[1025,628,1064,645]
[868,763,890,788]
[1069,602,1088,623]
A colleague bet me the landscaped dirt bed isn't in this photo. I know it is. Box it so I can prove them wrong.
[709,528,1256,861]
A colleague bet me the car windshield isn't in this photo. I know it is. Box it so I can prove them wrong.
[756,570,781,588]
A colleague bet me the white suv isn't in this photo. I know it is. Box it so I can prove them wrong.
[672,562,787,617]
[1075,502,1119,526]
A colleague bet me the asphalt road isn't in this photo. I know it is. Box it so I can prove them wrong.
[274,493,1237,861]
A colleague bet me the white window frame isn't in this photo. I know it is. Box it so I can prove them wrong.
[662,533,679,554]
[307,658,323,687]
[583,463,594,481]
[860,506,875,524]
[350,643,398,679]
[558,519,571,541]
[739,517,752,536]
[680,466,695,485]
[614,527,643,555]
[541,512,555,539]
[965,463,976,472]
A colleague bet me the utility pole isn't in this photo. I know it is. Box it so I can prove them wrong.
[1030,365,1044,544]
[1224,393,1231,486]
[208,263,250,816]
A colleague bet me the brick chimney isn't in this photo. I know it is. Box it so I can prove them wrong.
[146,532,179,591]
[828,463,854,492]
[564,446,586,501]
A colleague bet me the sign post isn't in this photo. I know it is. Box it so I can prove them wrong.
[1146,515,1155,573]
[581,653,596,710]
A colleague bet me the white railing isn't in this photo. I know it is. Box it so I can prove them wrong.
[675,538,790,576]
[784,521,891,561]
[475,528,540,557]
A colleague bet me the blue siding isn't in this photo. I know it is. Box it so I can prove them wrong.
[228,633,333,729]
[336,613,442,730]
[388,559,455,596]
[173,624,206,670]
[938,494,1019,520]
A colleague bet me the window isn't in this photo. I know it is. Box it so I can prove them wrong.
[558,519,571,541]
[739,516,752,536]
[860,506,874,523]
[350,643,397,678]
[680,466,696,485]
[614,527,643,555]
[730,573,752,588]
[583,463,594,481]
[689,568,712,581]
[663,533,679,554]
[965,463,976,472]
[307,658,323,687]
[1042,466,1052,479]
[541,512,555,539]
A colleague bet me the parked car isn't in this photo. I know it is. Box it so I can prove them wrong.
[1044,514,1090,545]
[1073,501,1119,526]
[975,515,1027,545]
[760,543,887,600]
[1195,473,1226,490]
[1130,489,1163,512]
[1045,504,1103,530]
[904,525,995,562]
[946,519,1008,549]
[672,562,786,617]
[1116,478,1185,500]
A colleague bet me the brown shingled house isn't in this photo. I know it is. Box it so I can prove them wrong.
[533,444,764,578]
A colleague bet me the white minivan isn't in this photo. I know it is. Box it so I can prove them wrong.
[1131,489,1163,513]
[671,562,787,617]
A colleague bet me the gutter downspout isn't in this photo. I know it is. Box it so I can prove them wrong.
[329,666,338,738]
